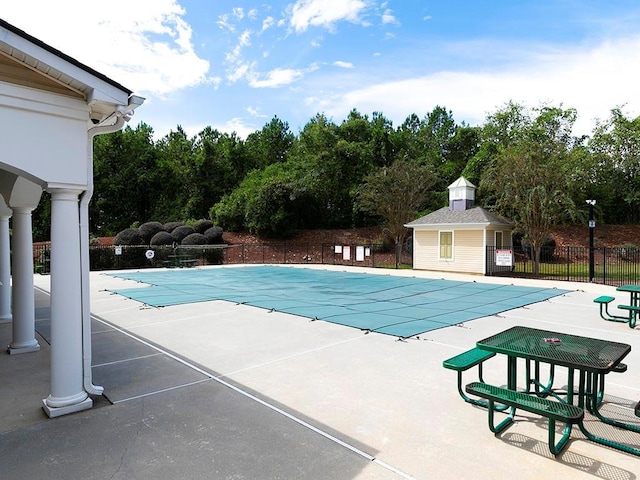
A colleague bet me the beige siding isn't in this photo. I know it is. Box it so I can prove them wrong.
[413,230,438,270]
[413,228,485,274]
[449,230,484,273]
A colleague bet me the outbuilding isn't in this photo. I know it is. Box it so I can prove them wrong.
[0,19,143,417]
[406,177,514,275]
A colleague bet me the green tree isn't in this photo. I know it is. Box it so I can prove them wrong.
[355,159,437,267]
[154,126,197,220]
[92,122,161,235]
[244,116,294,170]
[462,100,531,187]
[587,108,640,223]
[480,105,580,273]
[190,127,247,219]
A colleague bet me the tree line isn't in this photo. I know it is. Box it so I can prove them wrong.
[31,101,640,246]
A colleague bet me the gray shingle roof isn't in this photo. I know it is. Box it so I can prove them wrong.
[406,206,512,227]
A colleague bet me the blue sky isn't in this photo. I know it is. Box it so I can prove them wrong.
[4,1,640,139]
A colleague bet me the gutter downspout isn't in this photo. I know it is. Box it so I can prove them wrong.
[81,95,143,395]
[81,114,125,395]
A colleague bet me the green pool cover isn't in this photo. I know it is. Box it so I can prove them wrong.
[107,266,571,338]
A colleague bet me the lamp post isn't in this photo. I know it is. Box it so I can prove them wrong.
[586,199,596,282]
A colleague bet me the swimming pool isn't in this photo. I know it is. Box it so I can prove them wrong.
[108,266,571,338]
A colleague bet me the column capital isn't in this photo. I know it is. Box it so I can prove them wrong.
[10,205,35,215]
[48,187,83,201]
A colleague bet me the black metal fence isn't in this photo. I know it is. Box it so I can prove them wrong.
[486,245,640,286]
[32,242,640,286]
[32,242,412,273]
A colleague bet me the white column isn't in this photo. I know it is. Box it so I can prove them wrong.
[8,207,40,353]
[0,211,11,323]
[42,188,92,417]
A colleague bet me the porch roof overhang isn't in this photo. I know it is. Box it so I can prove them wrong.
[0,17,144,189]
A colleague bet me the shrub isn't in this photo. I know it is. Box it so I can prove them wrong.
[204,226,224,244]
[163,221,184,233]
[113,228,144,246]
[182,232,206,245]
[171,225,195,243]
[193,219,214,234]
[150,231,174,246]
[139,222,164,243]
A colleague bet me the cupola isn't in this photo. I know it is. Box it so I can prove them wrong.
[448,177,476,211]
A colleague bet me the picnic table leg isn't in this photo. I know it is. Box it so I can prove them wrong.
[487,400,516,434]
[576,370,640,455]
[588,372,640,433]
[525,360,555,397]
[454,369,509,411]
[567,367,575,406]
[507,356,517,390]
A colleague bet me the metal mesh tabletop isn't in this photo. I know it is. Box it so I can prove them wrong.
[617,284,640,294]
[477,326,631,373]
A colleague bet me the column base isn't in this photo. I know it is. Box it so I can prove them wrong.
[7,342,40,354]
[42,396,93,418]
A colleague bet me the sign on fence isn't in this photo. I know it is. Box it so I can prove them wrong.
[495,249,513,267]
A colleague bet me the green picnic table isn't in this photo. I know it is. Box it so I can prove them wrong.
[594,284,640,328]
[471,326,638,456]
[616,284,640,328]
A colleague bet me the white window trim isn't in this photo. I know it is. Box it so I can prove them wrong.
[438,230,454,261]
[495,231,503,249]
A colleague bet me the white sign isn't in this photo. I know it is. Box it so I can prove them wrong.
[114,246,122,255]
[495,249,513,267]
[356,246,365,261]
[342,245,351,260]
[145,249,155,259]
[334,245,342,254]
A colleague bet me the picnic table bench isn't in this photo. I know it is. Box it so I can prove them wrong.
[465,382,584,456]
[443,348,505,409]
[594,287,640,328]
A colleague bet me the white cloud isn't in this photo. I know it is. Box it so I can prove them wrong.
[217,13,235,32]
[381,8,399,25]
[262,16,276,32]
[249,68,306,88]
[214,117,258,139]
[238,30,253,47]
[309,35,640,137]
[2,0,210,96]
[333,61,355,69]
[290,0,371,32]
[228,62,254,83]
[232,8,245,20]
[156,118,257,140]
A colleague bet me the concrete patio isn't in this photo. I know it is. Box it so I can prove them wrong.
[2,265,640,479]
